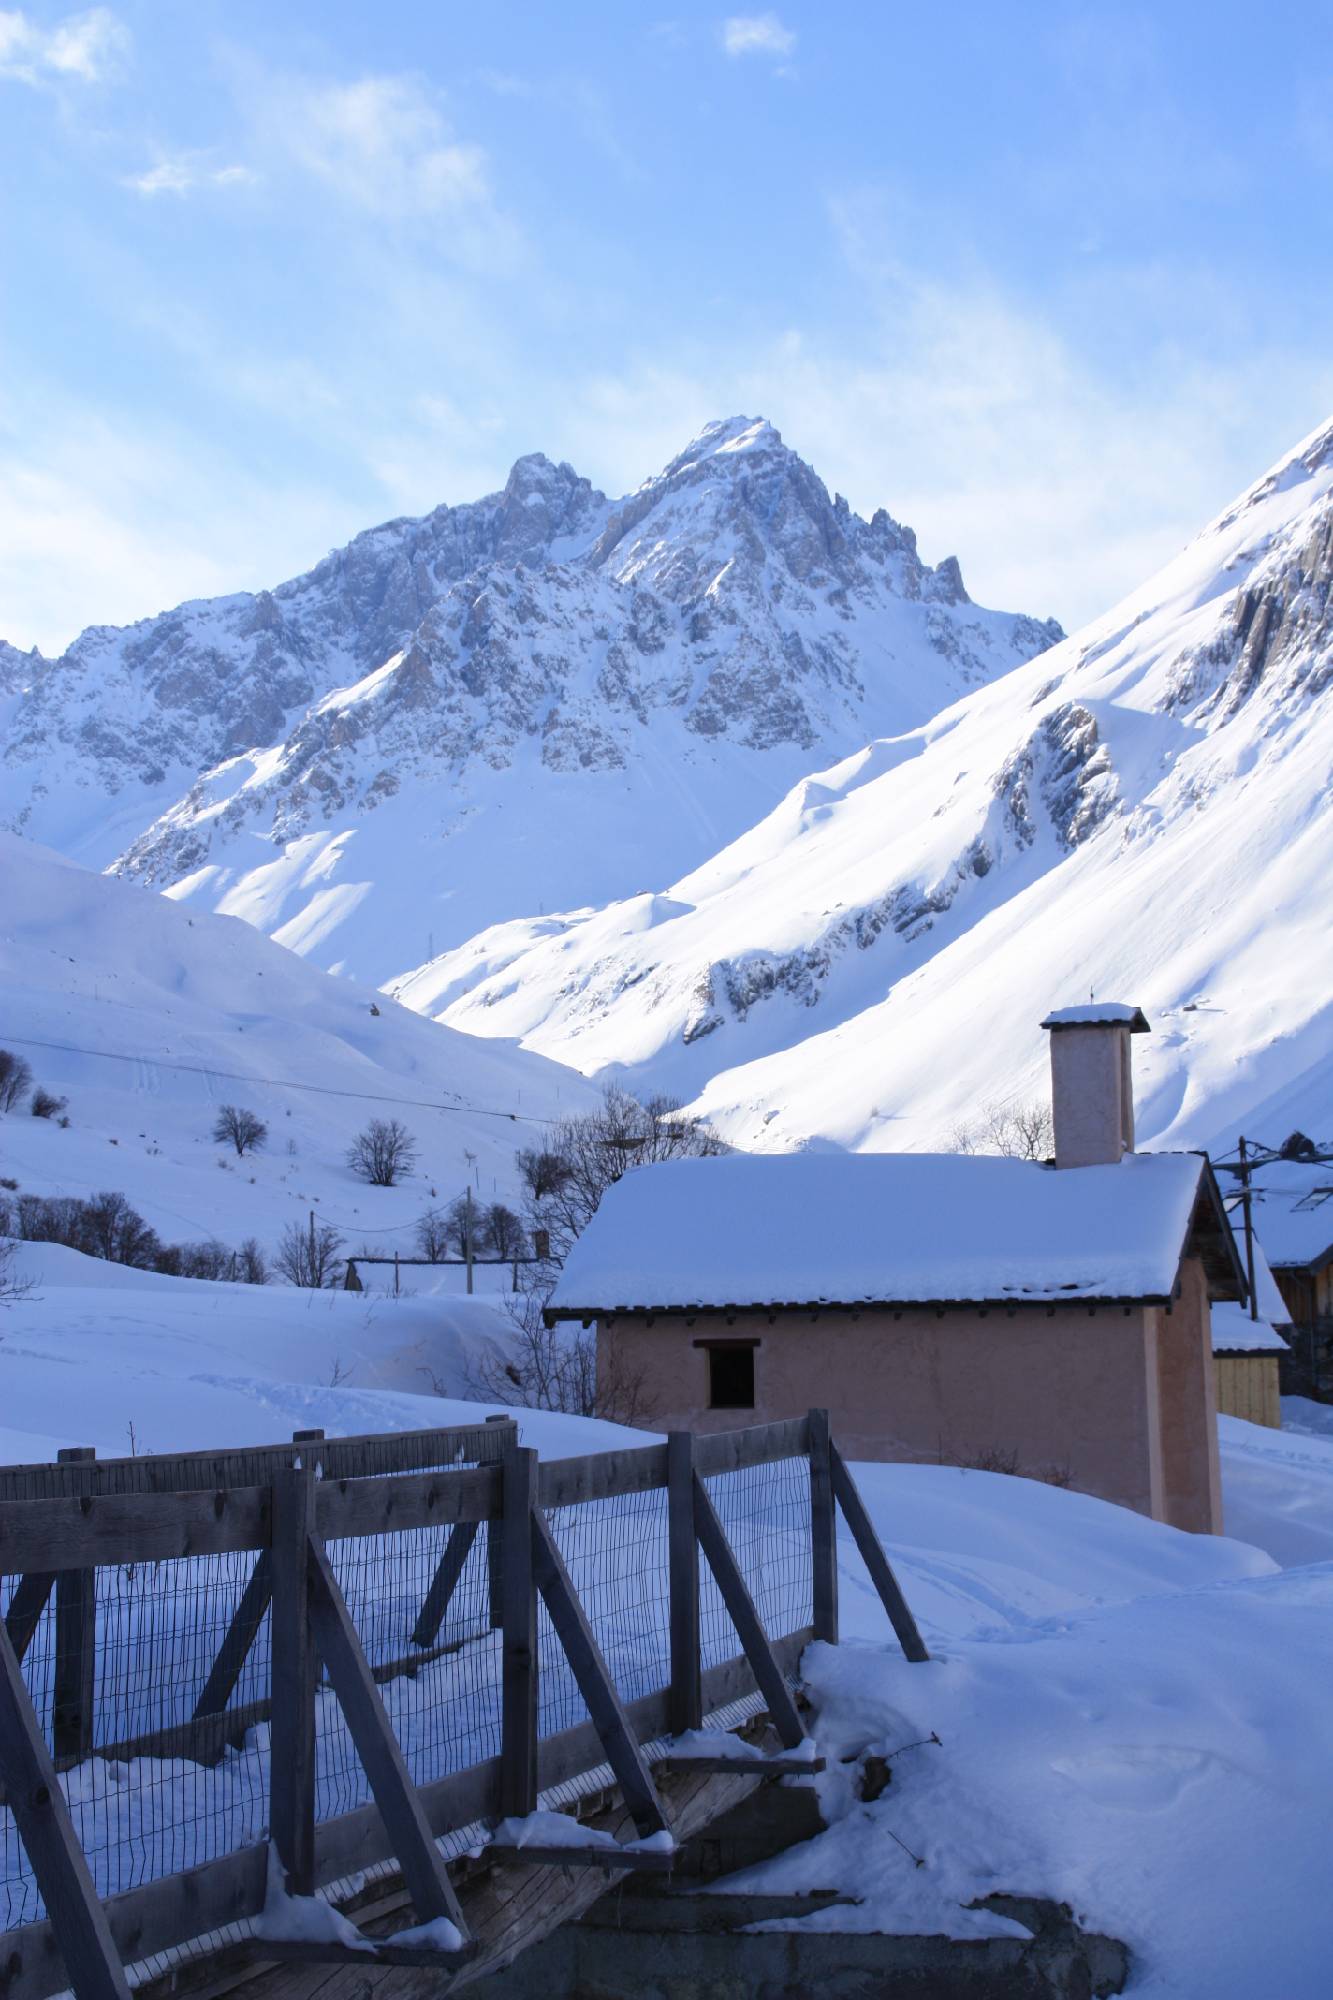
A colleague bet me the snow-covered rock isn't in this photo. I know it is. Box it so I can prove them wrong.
[411,414,1333,1160]
[0,418,1060,982]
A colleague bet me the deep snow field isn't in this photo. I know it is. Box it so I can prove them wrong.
[2,1243,1332,1993]
[0,833,597,1263]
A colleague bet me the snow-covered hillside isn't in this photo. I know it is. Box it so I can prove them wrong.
[0,833,596,1262]
[405,414,1333,1159]
[0,419,1060,984]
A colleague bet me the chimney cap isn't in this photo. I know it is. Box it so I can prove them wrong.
[1042,1003,1150,1034]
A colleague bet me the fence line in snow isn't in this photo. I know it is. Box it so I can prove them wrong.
[0,1411,927,2000]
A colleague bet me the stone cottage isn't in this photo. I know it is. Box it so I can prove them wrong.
[547,1005,1248,1533]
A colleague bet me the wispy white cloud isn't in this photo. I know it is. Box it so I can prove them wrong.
[0,5,127,86]
[126,156,256,198]
[721,14,796,60]
[269,73,489,218]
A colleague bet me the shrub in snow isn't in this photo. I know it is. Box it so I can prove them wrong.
[346,1117,417,1187]
[30,1088,68,1121]
[0,1048,33,1113]
[212,1104,268,1156]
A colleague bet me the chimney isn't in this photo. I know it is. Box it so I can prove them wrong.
[1041,1004,1150,1168]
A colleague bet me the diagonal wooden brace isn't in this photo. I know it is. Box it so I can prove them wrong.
[410,1519,480,1650]
[0,1617,131,2000]
[193,1551,272,1719]
[692,1474,806,1749]
[4,1572,56,1667]
[306,1534,470,1942]
[828,1445,929,1663]
[530,1508,669,1840]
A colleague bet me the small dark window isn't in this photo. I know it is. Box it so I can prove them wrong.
[705,1342,755,1410]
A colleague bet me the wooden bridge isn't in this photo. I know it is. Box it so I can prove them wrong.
[0,1411,927,1998]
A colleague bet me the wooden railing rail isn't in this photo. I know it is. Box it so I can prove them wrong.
[0,1411,927,2000]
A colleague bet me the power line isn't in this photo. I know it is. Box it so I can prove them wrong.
[0,1032,563,1128]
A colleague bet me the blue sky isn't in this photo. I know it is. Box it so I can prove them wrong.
[3,2,1331,652]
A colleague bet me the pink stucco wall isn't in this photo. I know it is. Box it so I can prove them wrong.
[596,1255,1222,1531]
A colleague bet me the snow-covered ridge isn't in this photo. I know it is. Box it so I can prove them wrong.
[0,418,1060,983]
[405,412,1333,1161]
[0,832,597,1259]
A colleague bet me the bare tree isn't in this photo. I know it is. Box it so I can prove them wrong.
[483,1201,525,1259]
[465,1296,658,1428]
[178,1239,233,1281]
[0,1049,33,1114]
[347,1118,418,1187]
[236,1237,270,1285]
[468,1086,722,1425]
[0,1236,33,1306]
[212,1105,268,1156]
[30,1088,68,1121]
[950,1098,1054,1162]
[275,1217,344,1288]
[524,1086,726,1267]
[80,1189,161,1267]
[415,1205,452,1260]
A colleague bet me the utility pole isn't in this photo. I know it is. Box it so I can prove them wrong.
[465,1186,474,1295]
[1237,1137,1259,1323]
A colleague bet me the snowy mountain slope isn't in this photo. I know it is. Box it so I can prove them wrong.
[0,419,1060,982]
[0,833,597,1261]
[402,414,1333,1159]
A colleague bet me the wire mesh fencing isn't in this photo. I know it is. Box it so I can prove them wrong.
[1,1419,820,1939]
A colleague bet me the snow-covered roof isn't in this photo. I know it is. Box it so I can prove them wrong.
[1041,1003,1150,1032]
[1211,1303,1289,1354]
[548,1151,1230,1316]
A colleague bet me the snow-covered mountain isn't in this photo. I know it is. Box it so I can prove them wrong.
[397,415,1333,1160]
[0,833,596,1260]
[0,419,1060,982]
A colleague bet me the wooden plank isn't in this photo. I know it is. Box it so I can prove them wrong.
[536,1443,668,1511]
[692,1473,806,1749]
[829,1444,929,1663]
[2,1844,267,2000]
[2,1641,812,2000]
[807,1408,839,1645]
[315,1463,501,1542]
[0,1488,272,1573]
[53,1447,96,1764]
[0,1616,131,1999]
[269,1465,317,1897]
[480,1840,674,1873]
[693,1415,810,1478]
[306,1535,470,1938]
[663,1752,826,1776]
[409,1519,479,1649]
[4,1570,55,1664]
[193,1552,272,1719]
[0,1419,513,1503]
[667,1432,701,1736]
[530,1508,668,1839]
[500,1444,538,1820]
[240,1938,476,1971]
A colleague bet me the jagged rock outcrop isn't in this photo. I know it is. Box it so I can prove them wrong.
[1,417,1061,980]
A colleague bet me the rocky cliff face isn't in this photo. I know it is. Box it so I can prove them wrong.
[1,417,1061,980]
[400,415,1333,1162]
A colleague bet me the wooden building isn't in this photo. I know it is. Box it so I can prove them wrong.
[549,1006,1249,1535]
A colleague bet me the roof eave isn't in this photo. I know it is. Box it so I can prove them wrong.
[546,1293,1175,1324]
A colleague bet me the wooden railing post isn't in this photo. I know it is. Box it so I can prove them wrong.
[486,1414,511,1630]
[667,1431,701,1736]
[807,1409,839,1645]
[499,1441,538,1819]
[53,1448,96,1764]
[270,1462,318,1894]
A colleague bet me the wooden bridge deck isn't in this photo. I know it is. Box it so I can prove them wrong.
[0,1412,926,2000]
